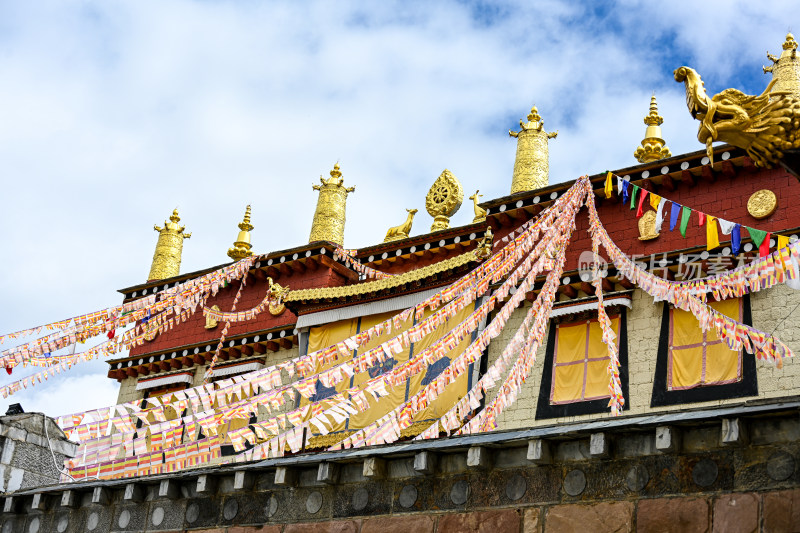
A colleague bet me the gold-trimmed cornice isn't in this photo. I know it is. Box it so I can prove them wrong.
[285,250,478,302]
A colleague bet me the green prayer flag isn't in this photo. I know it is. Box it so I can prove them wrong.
[630,185,638,209]
[680,205,691,237]
[745,226,767,247]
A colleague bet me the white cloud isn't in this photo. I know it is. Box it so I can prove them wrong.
[0,0,795,416]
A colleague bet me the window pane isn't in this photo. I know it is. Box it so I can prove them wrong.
[670,346,703,389]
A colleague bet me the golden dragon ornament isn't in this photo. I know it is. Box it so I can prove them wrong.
[674,66,800,168]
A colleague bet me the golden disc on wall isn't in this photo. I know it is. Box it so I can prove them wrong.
[747,190,778,220]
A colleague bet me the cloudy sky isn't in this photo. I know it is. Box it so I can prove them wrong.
[0,0,795,416]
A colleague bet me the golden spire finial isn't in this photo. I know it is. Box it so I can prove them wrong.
[634,94,671,164]
[309,163,355,245]
[227,205,255,260]
[148,208,191,281]
[764,33,800,98]
[509,105,557,193]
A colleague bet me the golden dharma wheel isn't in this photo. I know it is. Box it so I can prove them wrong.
[747,189,778,220]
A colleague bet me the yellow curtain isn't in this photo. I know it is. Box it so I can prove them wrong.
[406,304,475,425]
[551,317,619,404]
[670,298,741,389]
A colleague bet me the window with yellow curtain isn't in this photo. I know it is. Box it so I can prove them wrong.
[536,308,629,420]
[668,298,742,390]
[550,316,619,404]
[651,296,757,407]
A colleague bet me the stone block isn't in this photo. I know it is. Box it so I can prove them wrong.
[589,433,610,458]
[234,470,254,490]
[362,515,434,533]
[158,478,180,499]
[437,509,520,533]
[637,497,709,533]
[467,447,492,469]
[318,462,340,484]
[523,508,541,533]
[721,418,747,445]
[274,466,297,486]
[362,457,386,479]
[123,483,144,502]
[414,451,437,475]
[197,474,218,494]
[60,490,79,508]
[545,501,633,533]
[763,489,800,532]
[527,440,552,464]
[712,493,758,533]
[228,527,282,533]
[30,493,47,511]
[91,486,109,505]
[284,520,361,533]
[2,497,17,514]
[655,426,681,453]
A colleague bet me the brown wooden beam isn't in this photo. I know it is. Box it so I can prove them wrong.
[681,169,697,187]
[170,358,183,369]
[701,165,715,183]
[254,342,266,354]
[291,261,306,274]
[229,347,241,359]
[159,360,171,371]
[661,174,676,192]
[640,178,656,193]
[125,367,138,378]
[266,341,280,352]
[279,263,293,277]
[601,278,615,293]
[558,284,578,299]
[305,257,319,271]
[266,266,281,280]
[495,212,514,227]
[279,338,293,350]
[193,354,205,365]
[241,345,253,356]
[253,268,268,282]
[319,255,360,281]
[149,362,161,373]
[617,276,635,290]
[580,282,596,296]
[181,356,193,367]
[721,160,737,180]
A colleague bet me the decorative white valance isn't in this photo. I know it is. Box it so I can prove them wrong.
[550,295,632,318]
[136,371,194,391]
[210,361,264,378]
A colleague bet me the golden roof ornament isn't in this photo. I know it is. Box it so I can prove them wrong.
[634,94,672,163]
[227,205,255,260]
[469,190,487,223]
[148,209,191,281]
[384,209,418,243]
[764,33,800,99]
[309,163,355,246]
[426,169,463,232]
[509,106,558,193]
[675,65,800,168]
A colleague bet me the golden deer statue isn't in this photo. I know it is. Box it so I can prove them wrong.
[469,190,487,223]
[384,209,418,243]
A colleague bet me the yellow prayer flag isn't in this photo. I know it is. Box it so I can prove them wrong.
[706,215,720,251]
[604,172,613,199]
[649,193,661,210]
[778,234,790,250]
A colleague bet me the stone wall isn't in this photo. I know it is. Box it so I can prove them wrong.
[0,413,76,493]
[3,405,799,533]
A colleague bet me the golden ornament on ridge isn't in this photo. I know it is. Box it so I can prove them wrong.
[469,190,487,223]
[148,209,191,281]
[426,169,463,232]
[384,209,418,243]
